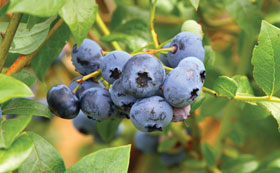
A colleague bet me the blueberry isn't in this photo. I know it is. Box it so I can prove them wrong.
[101,50,131,84]
[163,67,202,108]
[80,88,117,121]
[69,77,103,99]
[47,84,80,119]
[160,149,186,166]
[121,54,166,98]
[168,32,205,67]
[71,39,103,75]
[73,111,98,135]
[134,131,159,154]
[181,20,203,39]
[172,105,191,122]
[130,96,173,132]
[109,79,137,114]
[178,57,206,83]
[160,42,172,67]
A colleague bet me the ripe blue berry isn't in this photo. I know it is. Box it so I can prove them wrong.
[163,67,202,108]
[80,88,117,121]
[130,96,173,132]
[109,79,137,113]
[160,149,186,166]
[47,84,80,119]
[71,39,103,75]
[101,50,131,84]
[178,57,206,83]
[168,32,205,67]
[134,131,159,154]
[69,77,103,99]
[160,42,172,67]
[73,111,97,135]
[121,54,165,98]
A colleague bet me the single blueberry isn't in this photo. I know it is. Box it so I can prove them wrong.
[168,32,205,67]
[134,131,159,154]
[109,79,137,114]
[47,84,80,119]
[73,111,98,135]
[163,67,203,108]
[130,96,173,132]
[121,54,166,98]
[178,57,206,83]
[80,88,117,121]
[160,149,186,166]
[71,39,103,75]
[101,50,131,84]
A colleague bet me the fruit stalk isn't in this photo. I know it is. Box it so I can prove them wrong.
[5,19,64,75]
[149,0,159,48]
[0,13,23,72]
[96,13,121,50]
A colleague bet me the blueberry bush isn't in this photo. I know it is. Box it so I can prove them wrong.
[1,0,280,172]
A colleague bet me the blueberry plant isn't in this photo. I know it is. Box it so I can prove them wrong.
[1,0,280,172]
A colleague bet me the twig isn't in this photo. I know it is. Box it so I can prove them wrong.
[0,13,23,72]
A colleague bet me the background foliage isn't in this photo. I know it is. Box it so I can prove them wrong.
[1,0,280,172]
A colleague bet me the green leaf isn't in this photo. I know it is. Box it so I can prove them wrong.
[157,138,177,153]
[0,1,10,16]
[0,116,32,149]
[2,98,52,118]
[189,0,200,10]
[0,16,56,54]
[232,75,254,97]
[31,22,70,81]
[8,0,66,17]
[201,142,217,167]
[221,155,258,173]
[0,74,33,104]
[252,21,280,96]
[101,33,148,51]
[12,71,36,87]
[66,145,131,173]
[213,76,238,98]
[110,5,149,31]
[258,101,280,131]
[223,0,262,37]
[59,0,98,45]
[204,45,216,70]
[96,119,122,143]
[19,132,66,173]
[258,149,280,169]
[0,133,33,173]
[190,93,206,113]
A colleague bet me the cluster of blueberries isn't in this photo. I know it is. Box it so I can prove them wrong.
[47,31,205,162]
[47,31,205,133]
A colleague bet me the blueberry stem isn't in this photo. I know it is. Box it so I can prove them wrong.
[96,13,122,51]
[0,13,22,72]
[5,19,64,75]
[76,69,101,83]
[149,0,159,48]
[72,83,81,94]
[202,86,280,103]
[131,47,175,56]
[159,38,172,48]
[131,42,154,54]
